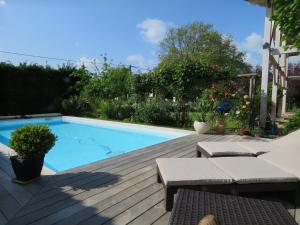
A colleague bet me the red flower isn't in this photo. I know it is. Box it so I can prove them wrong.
[208,93,215,99]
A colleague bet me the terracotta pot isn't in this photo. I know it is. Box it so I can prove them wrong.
[240,128,251,136]
[215,121,225,134]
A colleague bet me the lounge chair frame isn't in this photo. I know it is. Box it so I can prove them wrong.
[157,166,300,211]
[169,189,298,225]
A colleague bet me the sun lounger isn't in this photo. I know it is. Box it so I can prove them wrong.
[196,141,279,157]
[196,129,300,157]
[156,155,300,210]
[169,189,297,225]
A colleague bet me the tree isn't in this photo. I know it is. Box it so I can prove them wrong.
[82,65,132,101]
[158,22,250,74]
[272,0,300,50]
[153,58,232,126]
[133,72,155,102]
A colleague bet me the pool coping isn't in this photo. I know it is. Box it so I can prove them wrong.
[63,116,194,137]
[0,115,195,175]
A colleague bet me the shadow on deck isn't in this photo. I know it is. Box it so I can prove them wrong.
[0,134,299,225]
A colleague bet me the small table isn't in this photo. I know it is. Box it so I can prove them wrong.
[169,189,297,225]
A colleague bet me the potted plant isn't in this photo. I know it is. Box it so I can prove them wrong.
[9,125,56,183]
[193,119,211,134]
[214,102,231,134]
[193,99,211,134]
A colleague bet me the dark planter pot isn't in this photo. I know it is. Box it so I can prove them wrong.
[10,155,44,182]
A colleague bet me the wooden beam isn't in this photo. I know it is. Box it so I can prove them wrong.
[288,76,300,80]
[270,46,300,56]
[237,73,257,77]
[245,0,270,7]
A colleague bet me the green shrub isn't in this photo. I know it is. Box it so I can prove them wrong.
[284,109,300,134]
[9,125,57,159]
[61,95,91,115]
[134,99,176,126]
[0,62,77,115]
[97,101,135,121]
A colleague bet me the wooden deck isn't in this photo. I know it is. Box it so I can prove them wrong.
[1,134,299,225]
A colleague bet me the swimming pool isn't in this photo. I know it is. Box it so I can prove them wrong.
[0,116,189,172]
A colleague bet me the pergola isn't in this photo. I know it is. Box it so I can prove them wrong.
[246,0,300,128]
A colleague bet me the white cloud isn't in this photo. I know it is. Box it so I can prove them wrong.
[244,53,258,66]
[137,19,168,44]
[78,57,101,71]
[127,54,154,72]
[0,0,6,7]
[235,32,264,66]
[241,32,264,54]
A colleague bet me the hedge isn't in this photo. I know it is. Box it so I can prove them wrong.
[0,62,76,115]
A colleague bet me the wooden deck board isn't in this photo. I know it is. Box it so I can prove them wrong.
[2,134,299,225]
[18,141,197,215]
[0,184,20,220]
[11,145,196,224]
[0,211,7,225]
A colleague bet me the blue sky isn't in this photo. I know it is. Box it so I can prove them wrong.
[0,0,267,71]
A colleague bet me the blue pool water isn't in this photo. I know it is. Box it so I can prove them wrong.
[0,117,185,172]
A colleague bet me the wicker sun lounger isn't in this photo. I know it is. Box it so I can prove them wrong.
[169,189,297,225]
[156,155,300,210]
[196,129,300,158]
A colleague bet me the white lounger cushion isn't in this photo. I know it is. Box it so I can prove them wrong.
[272,129,300,150]
[259,148,300,178]
[238,142,282,155]
[210,157,298,184]
[197,129,300,157]
[197,142,254,157]
[156,158,233,186]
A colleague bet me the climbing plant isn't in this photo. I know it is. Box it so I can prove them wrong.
[272,0,300,50]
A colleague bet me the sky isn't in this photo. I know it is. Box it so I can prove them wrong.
[0,0,268,71]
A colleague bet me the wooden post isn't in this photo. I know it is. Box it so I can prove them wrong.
[270,27,281,120]
[281,56,288,116]
[260,9,272,128]
[249,77,252,98]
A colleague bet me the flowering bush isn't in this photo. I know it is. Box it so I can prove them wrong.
[235,95,251,129]
[202,81,251,130]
